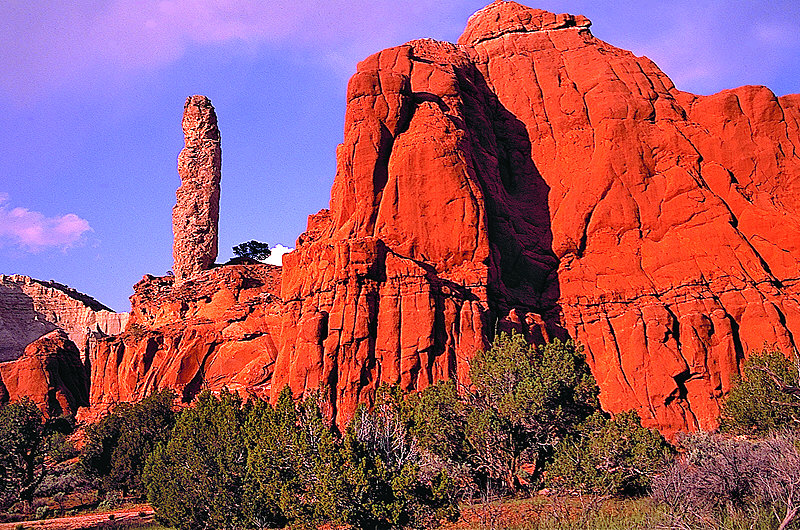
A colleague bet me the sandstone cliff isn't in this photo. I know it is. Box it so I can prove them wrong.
[0,274,128,362]
[13,2,799,438]
[0,330,89,417]
[275,1,800,435]
[85,264,282,418]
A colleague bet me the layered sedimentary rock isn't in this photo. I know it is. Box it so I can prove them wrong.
[22,1,798,437]
[0,274,128,362]
[172,95,222,282]
[78,94,284,420]
[86,264,282,418]
[275,1,800,435]
[0,330,89,417]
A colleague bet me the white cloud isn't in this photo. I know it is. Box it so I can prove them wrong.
[0,194,92,252]
[264,244,293,266]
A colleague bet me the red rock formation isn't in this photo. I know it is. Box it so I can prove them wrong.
[20,2,796,437]
[0,330,89,417]
[78,95,282,422]
[275,0,800,435]
[172,95,221,282]
[0,274,128,362]
[85,264,282,419]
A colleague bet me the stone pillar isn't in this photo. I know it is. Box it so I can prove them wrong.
[172,95,221,282]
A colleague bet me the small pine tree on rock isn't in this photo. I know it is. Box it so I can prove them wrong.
[232,240,271,261]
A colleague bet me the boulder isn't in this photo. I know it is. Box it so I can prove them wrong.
[0,330,89,417]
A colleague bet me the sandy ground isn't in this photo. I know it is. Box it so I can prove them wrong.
[0,505,155,530]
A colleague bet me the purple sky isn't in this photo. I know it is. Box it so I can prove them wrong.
[1,0,798,312]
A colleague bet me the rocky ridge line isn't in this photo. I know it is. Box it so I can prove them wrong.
[0,274,128,363]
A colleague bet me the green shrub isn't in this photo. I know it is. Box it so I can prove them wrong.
[0,399,74,510]
[721,347,800,435]
[34,505,50,520]
[466,334,599,493]
[547,410,673,496]
[410,380,467,464]
[81,389,177,496]
[409,381,475,497]
[340,389,459,529]
[406,334,602,496]
[144,390,248,530]
[97,490,124,511]
[243,388,344,528]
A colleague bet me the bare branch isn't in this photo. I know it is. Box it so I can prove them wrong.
[754,366,800,397]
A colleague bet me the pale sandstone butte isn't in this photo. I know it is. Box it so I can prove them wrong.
[274,1,800,436]
[0,330,89,417]
[172,95,221,282]
[0,274,128,362]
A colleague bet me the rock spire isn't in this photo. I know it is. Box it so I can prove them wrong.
[172,95,221,282]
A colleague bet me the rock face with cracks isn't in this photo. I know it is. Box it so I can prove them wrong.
[172,95,222,282]
[276,1,800,435]
[85,265,283,419]
[6,2,800,438]
[0,274,128,363]
[0,330,89,417]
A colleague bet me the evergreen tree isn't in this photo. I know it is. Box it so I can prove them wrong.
[243,388,344,528]
[81,388,177,496]
[144,390,249,530]
[547,410,673,495]
[465,333,599,492]
[340,388,459,529]
[232,240,271,261]
[721,347,800,435]
[0,399,74,510]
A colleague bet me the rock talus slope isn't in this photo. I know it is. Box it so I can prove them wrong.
[277,1,800,435]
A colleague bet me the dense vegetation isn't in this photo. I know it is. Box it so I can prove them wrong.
[67,333,668,529]
[82,389,177,497]
[0,398,75,512]
[30,333,800,528]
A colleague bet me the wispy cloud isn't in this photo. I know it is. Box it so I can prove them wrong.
[0,193,92,252]
[0,0,464,102]
[264,244,293,266]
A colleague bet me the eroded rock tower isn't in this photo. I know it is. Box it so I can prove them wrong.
[172,95,221,282]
